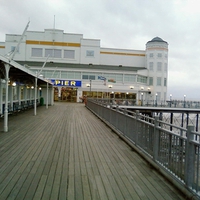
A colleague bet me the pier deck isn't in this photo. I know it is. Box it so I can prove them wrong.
[0,103,185,199]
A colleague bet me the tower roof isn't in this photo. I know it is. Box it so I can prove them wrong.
[147,37,168,44]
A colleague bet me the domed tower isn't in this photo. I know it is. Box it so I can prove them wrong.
[146,37,168,105]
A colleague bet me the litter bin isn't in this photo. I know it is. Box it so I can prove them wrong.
[40,97,44,106]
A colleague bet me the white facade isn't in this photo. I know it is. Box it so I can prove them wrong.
[0,29,169,105]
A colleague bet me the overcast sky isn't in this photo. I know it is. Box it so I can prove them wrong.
[1,0,200,100]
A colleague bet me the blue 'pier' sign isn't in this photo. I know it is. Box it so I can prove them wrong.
[51,80,82,87]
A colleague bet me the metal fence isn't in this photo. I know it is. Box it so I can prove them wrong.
[99,98,200,108]
[86,99,200,199]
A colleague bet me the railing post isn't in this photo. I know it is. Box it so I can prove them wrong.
[185,125,195,188]
[153,116,159,161]
[135,110,140,146]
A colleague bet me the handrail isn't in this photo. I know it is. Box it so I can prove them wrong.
[86,99,200,199]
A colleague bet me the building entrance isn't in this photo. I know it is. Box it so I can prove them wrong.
[54,87,77,102]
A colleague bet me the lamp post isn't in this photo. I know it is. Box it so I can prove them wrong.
[130,86,134,105]
[155,93,158,107]
[86,80,92,97]
[184,94,186,108]
[141,93,143,106]
[170,94,172,107]
[90,79,92,96]
[108,85,112,102]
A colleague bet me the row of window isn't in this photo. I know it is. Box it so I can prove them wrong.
[149,62,167,71]
[149,77,167,86]
[36,70,147,84]
[149,53,167,58]
[31,48,95,59]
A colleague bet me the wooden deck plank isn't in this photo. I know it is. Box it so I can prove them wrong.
[0,103,186,200]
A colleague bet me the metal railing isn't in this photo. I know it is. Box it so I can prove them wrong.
[86,99,200,199]
[97,98,200,108]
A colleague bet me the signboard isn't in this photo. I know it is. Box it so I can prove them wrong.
[51,80,82,87]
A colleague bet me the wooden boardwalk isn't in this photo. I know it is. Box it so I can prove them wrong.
[0,102,185,200]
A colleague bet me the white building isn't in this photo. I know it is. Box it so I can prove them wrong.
[0,29,168,105]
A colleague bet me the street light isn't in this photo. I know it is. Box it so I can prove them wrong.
[86,80,92,97]
[89,79,91,93]
[170,94,172,107]
[107,85,113,103]
[141,93,143,106]
[184,94,186,108]
[155,93,158,107]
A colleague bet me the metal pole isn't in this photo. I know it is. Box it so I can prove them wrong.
[155,94,158,107]
[90,79,91,97]
[170,94,172,107]
[34,76,37,115]
[4,63,10,132]
[184,95,186,108]
[46,82,48,109]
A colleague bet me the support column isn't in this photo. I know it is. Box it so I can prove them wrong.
[34,77,37,115]
[4,63,10,132]
[8,85,13,111]
[46,82,48,109]
[0,80,3,115]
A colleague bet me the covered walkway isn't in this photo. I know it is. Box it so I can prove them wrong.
[0,103,185,199]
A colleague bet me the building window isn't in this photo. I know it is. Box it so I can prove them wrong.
[82,74,95,80]
[11,46,19,53]
[164,78,167,86]
[157,53,162,58]
[64,50,75,59]
[86,50,94,57]
[149,53,153,58]
[45,49,61,58]
[31,48,43,57]
[149,62,154,71]
[137,75,147,84]
[124,74,136,82]
[157,77,162,86]
[157,62,162,71]
[54,49,62,58]
[45,49,53,57]
[149,77,153,86]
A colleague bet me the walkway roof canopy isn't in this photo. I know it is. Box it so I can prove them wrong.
[0,55,51,87]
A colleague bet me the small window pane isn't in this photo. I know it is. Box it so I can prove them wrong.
[32,48,42,57]
[86,50,94,57]
[164,78,167,86]
[124,74,136,82]
[82,75,88,79]
[64,50,75,59]
[149,77,153,85]
[157,62,162,71]
[11,46,19,52]
[45,49,53,57]
[89,75,95,80]
[157,77,161,86]
[149,62,154,71]
[54,49,61,58]
[149,53,153,58]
